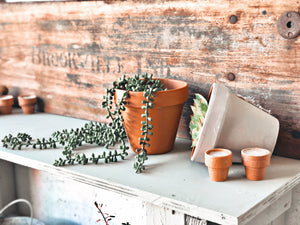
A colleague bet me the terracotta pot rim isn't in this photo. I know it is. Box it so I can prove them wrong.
[241,147,271,161]
[0,95,14,106]
[18,94,37,98]
[205,148,232,159]
[18,95,37,106]
[241,147,270,155]
[117,78,187,93]
[0,95,14,100]
[205,148,232,169]
[115,78,188,108]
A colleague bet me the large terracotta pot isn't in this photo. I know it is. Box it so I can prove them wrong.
[191,83,279,163]
[115,78,188,155]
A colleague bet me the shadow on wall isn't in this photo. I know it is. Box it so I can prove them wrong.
[46,218,81,225]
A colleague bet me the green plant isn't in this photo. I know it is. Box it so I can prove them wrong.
[95,201,115,225]
[1,73,166,173]
[94,201,131,225]
[189,93,208,148]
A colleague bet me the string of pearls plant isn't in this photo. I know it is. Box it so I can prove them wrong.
[1,73,166,173]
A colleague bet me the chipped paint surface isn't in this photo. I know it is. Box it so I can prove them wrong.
[0,0,299,158]
[14,166,147,225]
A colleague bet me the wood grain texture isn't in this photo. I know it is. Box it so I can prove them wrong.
[0,0,299,158]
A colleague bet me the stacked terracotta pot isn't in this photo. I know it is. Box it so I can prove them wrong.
[204,147,271,182]
[0,85,13,115]
[0,85,38,115]
[241,148,271,181]
[0,95,14,115]
[205,148,232,182]
[18,95,37,114]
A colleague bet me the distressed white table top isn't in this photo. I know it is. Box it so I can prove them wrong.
[0,111,299,225]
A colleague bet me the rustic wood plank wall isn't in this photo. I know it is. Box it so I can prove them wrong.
[0,0,299,158]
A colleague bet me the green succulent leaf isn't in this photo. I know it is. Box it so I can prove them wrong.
[189,93,208,148]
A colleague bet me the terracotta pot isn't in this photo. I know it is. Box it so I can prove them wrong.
[241,148,271,181]
[191,83,279,163]
[205,148,232,182]
[0,95,14,115]
[18,95,37,114]
[115,78,188,155]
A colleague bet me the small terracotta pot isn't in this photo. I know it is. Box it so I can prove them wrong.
[241,148,271,181]
[18,95,37,114]
[0,95,14,115]
[205,148,232,182]
[115,78,188,155]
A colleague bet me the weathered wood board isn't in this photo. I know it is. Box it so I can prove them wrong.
[0,0,299,158]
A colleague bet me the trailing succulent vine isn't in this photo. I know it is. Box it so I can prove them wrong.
[1,73,166,173]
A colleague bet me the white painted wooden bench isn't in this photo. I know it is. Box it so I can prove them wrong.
[0,111,299,225]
